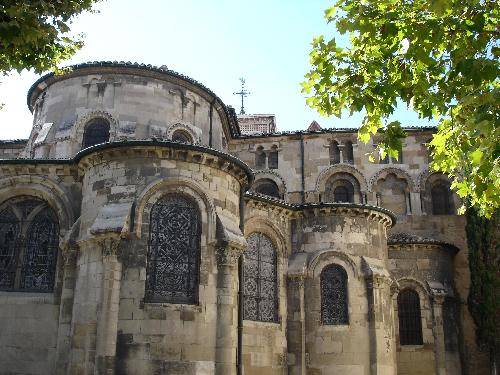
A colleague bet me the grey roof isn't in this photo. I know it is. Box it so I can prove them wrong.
[388,232,459,251]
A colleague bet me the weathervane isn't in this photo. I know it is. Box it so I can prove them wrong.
[233,78,251,115]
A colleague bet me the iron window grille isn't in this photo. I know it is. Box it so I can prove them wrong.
[243,233,278,322]
[320,264,349,325]
[145,194,201,304]
[397,289,423,345]
[0,197,59,292]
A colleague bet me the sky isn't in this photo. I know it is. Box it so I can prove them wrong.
[0,0,433,140]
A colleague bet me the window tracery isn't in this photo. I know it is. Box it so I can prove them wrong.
[397,289,423,345]
[82,117,110,148]
[145,194,200,304]
[321,264,349,325]
[243,233,278,322]
[0,197,59,292]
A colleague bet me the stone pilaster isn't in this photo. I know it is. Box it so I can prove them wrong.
[55,244,79,375]
[363,258,397,375]
[215,243,244,375]
[429,284,447,375]
[95,237,123,375]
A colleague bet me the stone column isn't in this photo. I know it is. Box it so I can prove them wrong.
[215,243,244,375]
[430,291,447,375]
[410,192,422,215]
[95,237,123,375]
[365,272,397,375]
[297,276,306,375]
[55,244,79,375]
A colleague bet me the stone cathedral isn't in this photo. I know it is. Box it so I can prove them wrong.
[0,62,488,375]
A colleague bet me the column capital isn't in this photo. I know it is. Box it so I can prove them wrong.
[216,243,244,267]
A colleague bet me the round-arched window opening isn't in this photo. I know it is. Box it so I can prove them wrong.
[334,186,350,202]
[172,130,193,144]
[82,118,110,149]
[253,179,281,199]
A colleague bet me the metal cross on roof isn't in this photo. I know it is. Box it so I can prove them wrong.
[233,78,251,115]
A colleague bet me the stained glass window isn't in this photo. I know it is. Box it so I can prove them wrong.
[146,194,200,304]
[243,233,278,322]
[398,289,423,345]
[0,197,59,292]
[321,264,349,325]
[82,118,110,148]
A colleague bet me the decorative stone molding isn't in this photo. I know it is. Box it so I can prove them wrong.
[216,244,243,267]
[72,110,119,144]
[252,170,287,195]
[165,122,202,144]
[99,237,121,258]
[368,166,416,192]
[315,163,368,192]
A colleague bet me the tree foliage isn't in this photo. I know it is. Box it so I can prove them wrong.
[466,208,499,369]
[0,1,101,74]
[302,0,499,217]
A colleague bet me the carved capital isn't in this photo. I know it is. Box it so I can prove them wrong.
[61,246,79,267]
[99,237,121,258]
[216,245,243,267]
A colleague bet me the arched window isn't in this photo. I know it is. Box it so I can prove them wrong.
[0,197,59,292]
[333,186,350,203]
[146,194,200,304]
[330,141,340,164]
[21,208,59,291]
[431,183,453,215]
[321,264,348,325]
[397,289,423,345]
[172,130,193,144]
[268,145,278,169]
[82,118,110,148]
[253,179,281,199]
[344,141,354,164]
[243,233,278,322]
[255,146,266,169]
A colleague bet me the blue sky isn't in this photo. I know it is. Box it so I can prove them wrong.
[0,0,432,139]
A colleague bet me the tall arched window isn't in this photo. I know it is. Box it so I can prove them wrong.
[268,145,278,169]
[21,208,59,291]
[0,197,59,292]
[243,233,278,322]
[255,146,266,169]
[330,141,340,164]
[344,141,354,164]
[146,194,200,304]
[172,130,193,144]
[253,179,281,199]
[321,264,348,325]
[431,183,453,215]
[397,289,423,345]
[82,118,110,148]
